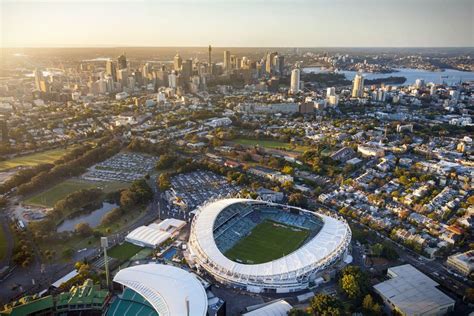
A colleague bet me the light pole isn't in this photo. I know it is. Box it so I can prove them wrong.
[101,237,110,290]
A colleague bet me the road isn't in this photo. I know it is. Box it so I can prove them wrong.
[0,214,14,269]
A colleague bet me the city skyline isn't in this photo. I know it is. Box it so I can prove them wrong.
[1,0,473,48]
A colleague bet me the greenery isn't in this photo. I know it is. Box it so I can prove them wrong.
[309,293,344,316]
[370,241,399,260]
[108,242,142,261]
[119,179,153,209]
[339,266,370,302]
[288,192,308,207]
[75,222,93,237]
[25,179,97,207]
[16,139,121,196]
[0,147,76,171]
[362,294,382,315]
[25,179,129,208]
[233,137,309,152]
[225,220,309,264]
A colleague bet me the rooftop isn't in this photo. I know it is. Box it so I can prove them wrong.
[374,264,455,316]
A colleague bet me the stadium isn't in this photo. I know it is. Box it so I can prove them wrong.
[188,198,352,293]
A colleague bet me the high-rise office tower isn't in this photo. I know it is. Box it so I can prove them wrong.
[223,50,231,72]
[117,53,127,70]
[230,55,237,70]
[168,72,177,88]
[290,68,300,94]
[181,60,193,80]
[106,60,117,82]
[208,45,212,75]
[277,55,285,75]
[351,73,365,98]
[266,52,277,74]
[174,53,182,71]
[142,63,151,79]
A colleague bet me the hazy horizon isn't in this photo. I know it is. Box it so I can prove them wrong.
[1,0,473,48]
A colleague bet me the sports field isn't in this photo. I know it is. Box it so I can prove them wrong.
[108,242,142,261]
[233,138,309,153]
[225,220,310,264]
[25,178,129,207]
[0,148,74,171]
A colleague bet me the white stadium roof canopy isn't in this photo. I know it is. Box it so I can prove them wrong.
[113,264,208,316]
[189,198,351,278]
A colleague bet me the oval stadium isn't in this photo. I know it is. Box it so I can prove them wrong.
[187,198,352,293]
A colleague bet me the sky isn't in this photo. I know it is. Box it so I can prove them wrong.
[1,0,473,48]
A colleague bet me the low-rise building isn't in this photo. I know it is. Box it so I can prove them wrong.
[446,250,474,277]
[374,264,455,316]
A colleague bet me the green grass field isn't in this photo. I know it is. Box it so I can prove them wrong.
[0,148,74,171]
[225,220,310,264]
[25,178,130,207]
[233,138,309,153]
[108,242,142,261]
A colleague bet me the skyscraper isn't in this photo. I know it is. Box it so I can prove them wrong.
[266,52,277,74]
[106,60,117,82]
[351,73,365,98]
[223,50,231,73]
[208,45,212,75]
[117,53,127,70]
[277,55,285,75]
[181,59,193,81]
[174,53,182,71]
[290,68,300,94]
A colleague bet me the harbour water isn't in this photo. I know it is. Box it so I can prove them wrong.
[303,67,474,85]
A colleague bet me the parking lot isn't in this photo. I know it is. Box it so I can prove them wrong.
[162,170,241,221]
[82,153,158,183]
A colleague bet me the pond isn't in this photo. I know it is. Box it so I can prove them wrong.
[56,202,119,233]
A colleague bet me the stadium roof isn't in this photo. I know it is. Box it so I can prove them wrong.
[242,299,292,316]
[190,198,350,278]
[125,219,186,248]
[374,264,455,316]
[113,264,208,316]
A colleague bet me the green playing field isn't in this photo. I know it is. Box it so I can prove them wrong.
[225,220,309,264]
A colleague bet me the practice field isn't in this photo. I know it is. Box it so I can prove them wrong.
[233,138,309,153]
[0,148,74,171]
[108,242,142,261]
[25,178,129,207]
[225,220,310,264]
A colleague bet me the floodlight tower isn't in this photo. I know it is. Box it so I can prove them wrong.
[101,237,110,289]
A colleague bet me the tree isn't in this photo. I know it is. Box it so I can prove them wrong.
[282,165,294,174]
[155,154,176,170]
[464,288,474,304]
[288,309,310,316]
[158,173,171,190]
[75,222,93,237]
[288,193,307,207]
[310,293,343,316]
[341,274,361,300]
[339,266,369,301]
